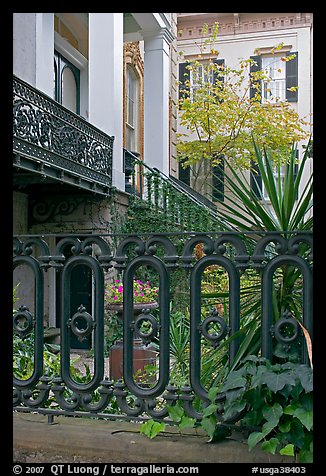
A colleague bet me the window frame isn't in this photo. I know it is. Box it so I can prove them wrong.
[54,49,81,115]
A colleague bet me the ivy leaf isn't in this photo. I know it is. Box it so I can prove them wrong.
[202,403,218,417]
[201,414,217,440]
[248,431,265,451]
[261,418,280,437]
[207,386,220,401]
[261,437,280,454]
[223,400,247,422]
[179,415,196,431]
[296,365,313,393]
[280,444,295,456]
[298,448,313,463]
[263,403,283,423]
[279,419,292,433]
[140,420,165,439]
[221,373,247,392]
[261,370,295,392]
[293,408,313,431]
[283,403,299,415]
[167,402,184,423]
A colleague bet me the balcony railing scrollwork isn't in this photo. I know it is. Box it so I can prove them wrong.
[13,75,113,195]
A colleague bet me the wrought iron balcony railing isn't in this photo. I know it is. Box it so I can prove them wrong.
[13,231,313,424]
[13,75,113,195]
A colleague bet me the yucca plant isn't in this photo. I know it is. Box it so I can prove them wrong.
[204,137,313,378]
[213,137,313,232]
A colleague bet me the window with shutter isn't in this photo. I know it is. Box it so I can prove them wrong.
[250,160,263,199]
[286,51,298,102]
[179,62,190,105]
[251,150,299,201]
[179,59,225,104]
[250,55,262,100]
[250,51,298,103]
[178,159,190,186]
[212,155,224,201]
[261,55,286,103]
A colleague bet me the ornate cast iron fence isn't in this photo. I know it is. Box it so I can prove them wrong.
[13,75,113,195]
[13,231,313,423]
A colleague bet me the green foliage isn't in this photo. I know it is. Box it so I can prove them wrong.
[178,31,311,169]
[217,138,313,232]
[201,356,313,462]
[167,401,196,430]
[201,139,313,370]
[140,420,166,439]
[169,310,190,385]
[139,401,196,439]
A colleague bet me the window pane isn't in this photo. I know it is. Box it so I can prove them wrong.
[53,60,57,100]
[126,68,136,127]
[62,67,77,113]
[262,56,286,102]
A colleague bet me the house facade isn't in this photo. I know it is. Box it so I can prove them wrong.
[176,12,313,204]
[13,12,180,337]
[13,12,179,236]
[12,12,313,344]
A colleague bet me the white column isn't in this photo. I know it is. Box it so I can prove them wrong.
[88,13,125,191]
[143,29,174,175]
[35,13,54,97]
[13,13,54,97]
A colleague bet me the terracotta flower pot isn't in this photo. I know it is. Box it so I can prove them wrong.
[106,302,158,382]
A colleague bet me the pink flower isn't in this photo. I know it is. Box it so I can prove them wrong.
[118,286,123,293]
[113,296,118,301]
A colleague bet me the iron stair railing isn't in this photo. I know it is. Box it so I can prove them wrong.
[124,150,231,231]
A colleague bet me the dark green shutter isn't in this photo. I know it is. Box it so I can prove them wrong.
[213,59,225,84]
[250,161,262,198]
[250,55,262,100]
[212,59,225,102]
[212,155,224,201]
[179,62,190,103]
[178,160,190,186]
[286,51,298,102]
[290,150,299,200]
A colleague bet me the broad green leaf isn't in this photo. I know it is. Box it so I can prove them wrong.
[279,419,292,433]
[261,437,280,454]
[179,415,196,431]
[221,374,247,392]
[167,402,184,422]
[293,408,313,431]
[280,444,295,456]
[248,431,265,451]
[263,403,283,423]
[262,418,280,437]
[296,365,313,393]
[223,400,246,422]
[140,420,165,439]
[300,392,313,411]
[201,414,217,440]
[298,449,313,463]
[202,403,218,417]
[261,370,295,392]
[284,403,299,415]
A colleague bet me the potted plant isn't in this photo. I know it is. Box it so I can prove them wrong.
[104,277,159,381]
[105,277,159,313]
